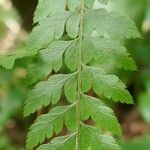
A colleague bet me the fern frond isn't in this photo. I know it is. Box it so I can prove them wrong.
[34,0,66,23]
[26,58,51,85]
[84,9,141,38]
[37,134,76,150]
[26,104,76,149]
[83,37,137,70]
[80,124,121,150]
[27,12,72,53]
[81,94,122,135]
[24,0,140,149]
[82,66,133,103]
[24,73,76,117]
[0,48,33,69]
[66,11,80,38]
[40,40,76,72]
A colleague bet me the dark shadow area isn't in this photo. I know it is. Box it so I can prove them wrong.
[11,0,38,31]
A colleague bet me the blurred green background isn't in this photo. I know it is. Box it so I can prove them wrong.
[0,0,150,149]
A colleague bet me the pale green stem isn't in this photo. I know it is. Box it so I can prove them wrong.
[76,0,84,149]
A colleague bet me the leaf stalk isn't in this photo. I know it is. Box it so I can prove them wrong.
[76,0,84,149]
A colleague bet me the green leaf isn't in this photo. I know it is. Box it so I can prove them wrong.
[65,41,78,71]
[84,0,95,8]
[97,0,109,4]
[26,104,76,149]
[37,134,76,150]
[24,73,76,117]
[83,36,137,70]
[81,124,121,150]
[66,12,80,38]
[81,94,122,135]
[0,48,34,69]
[82,37,94,64]
[81,65,93,92]
[26,59,51,85]
[84,9,141,39]
[0,55,18,69]
[40,40,75,72]
[34,0,66,23]
[85,0,111,7]
[82,66,133,103]
[67,0,79,11]
[64,76,77,103]
[26,12,71,54]
[24,0,140,149]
